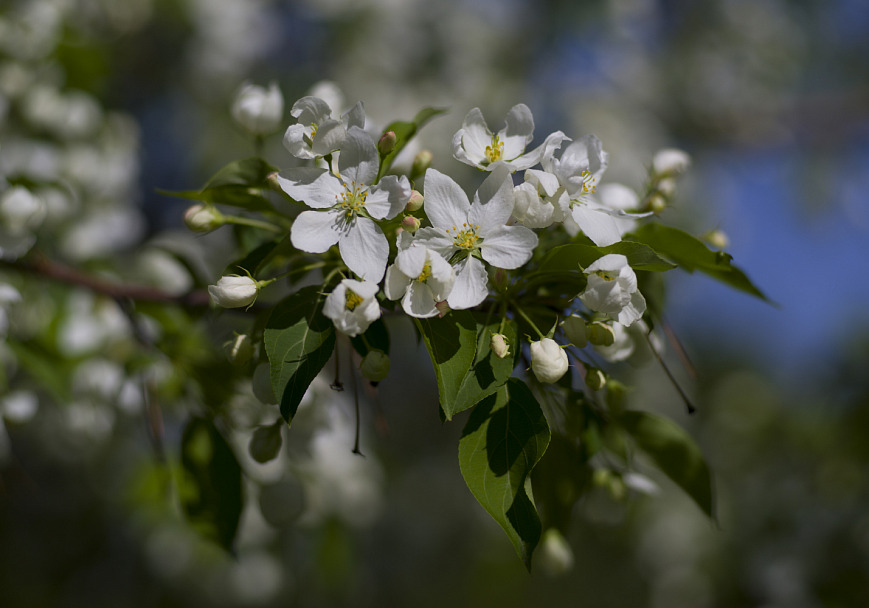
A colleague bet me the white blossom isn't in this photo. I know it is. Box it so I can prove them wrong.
[384,232,455,318]
[652,148,691,176]
[414,167,536,309]
[323,279,380,337]
[283,96,364,160]
[530,338,569,384]
[277,127,410,282]
[579,254,646,326]
[231,81,284,135]
[452,104,566,172]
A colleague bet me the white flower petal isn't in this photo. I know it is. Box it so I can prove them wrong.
[570,204,623,247]
[396,244,427,278]
[339,216,388,282]
[413,227,454,259]
[338,127,378,187]
[426,253,455,301]
[447,256,488,310]
[384,264,411,301]
[500,103,535,158]
[276,168,344,209]
[367,174,410,220]
[481,225,537,269]
[470,166,514,230]
[311,118,346,157]
[423,169,470,231]
[342,101,365,130]
[290,210,343,253]
[283,124,316,159]
[402,282,439,318]
[617,291,646,326]
[291,96,333,124]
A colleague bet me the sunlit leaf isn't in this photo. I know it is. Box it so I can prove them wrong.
[459,379,551,569]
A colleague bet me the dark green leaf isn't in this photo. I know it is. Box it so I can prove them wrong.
[203,157,277,190]
[159,158,278,213]
[264,286,336,426]
[178,417,243,551]
[350,317,390,357]
[377,107,448,180]
[416,312,518,420]
[621,410,715,519]
[628,223,771,302]
[537,241,676,275]
[459,378,551,569]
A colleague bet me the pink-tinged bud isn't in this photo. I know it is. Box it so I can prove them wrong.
[435,300,451,317]
[184,204,225,232]
[405,189,424,212]
[490,333,510,359]
[378,130,397,156]
[401,215,421,233]
[360,349,390,382]
[585,368,606,391]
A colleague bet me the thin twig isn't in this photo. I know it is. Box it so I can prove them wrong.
[644,330,696,415]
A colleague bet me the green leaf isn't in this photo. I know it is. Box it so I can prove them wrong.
[264,285,336,426]
[620,410,715,519]
[537,241,676,275]
[178,417,243,551]
[203,157,277,190]
[627,223,771,302]
[159,158,277,213]
[350,317,390,357]
[416,312,518,420]
[459,378,551,569]
[377,106,448,180]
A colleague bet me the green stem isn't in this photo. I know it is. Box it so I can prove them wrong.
[514,305,545,340]
[223,215,283,233]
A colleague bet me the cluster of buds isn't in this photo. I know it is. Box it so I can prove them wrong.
[643,148,691,214]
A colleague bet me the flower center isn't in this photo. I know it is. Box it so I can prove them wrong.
[337,181,368,219]
[345,288,364,311]
[594,270,616,282]
[580,170,597,196]
[446,223,481,250]
[484,135,504,164]
[416,262,432,283]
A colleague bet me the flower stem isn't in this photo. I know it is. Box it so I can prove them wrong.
[514,305,546,340]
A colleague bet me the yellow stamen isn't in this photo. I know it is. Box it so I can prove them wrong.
[336,181,368,219]
[417,262,432,283]
[446,223,482,250]
[594,270,616,282]
[484,134,504,164]
[345,288,364,311]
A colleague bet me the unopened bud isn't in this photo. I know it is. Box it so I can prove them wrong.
[208,275,259,308]
[435,300,450,317]
[530,338,569,384]
[562,315,587,348]
[405,189,424,212]
[401,215,421,233]
[248,421,283,463]
[490,333,510,359]
[411,149,432,179]
[652,148,691,176]
[655,177,677,197]
[536,529,575,577]
[227,333,254,366]
[184,204,225,232]
[585,368,606,391]
[704,229,730,249]
[648,194,667,214]
[587,321,615,347]
[360,349,390,382]
[378,130,397,156]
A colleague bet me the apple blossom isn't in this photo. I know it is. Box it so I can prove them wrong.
[323,279,380,337]
[277,127,410,282]
[414,167,536,309]
[283,96,364,160]
[208,275,260,308]
[452,103,566,172]
[530,338,569,384]
[579,254,646,326]
[384,232,455,318]
[652,148,691,176]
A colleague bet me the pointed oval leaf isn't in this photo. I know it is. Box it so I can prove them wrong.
[264,285,336,425]
[459,378,551,569]
[621,410,715,519]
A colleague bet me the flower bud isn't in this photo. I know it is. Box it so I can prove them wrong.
[226,333,254,366]
[704,228,730,249]
[530,338,568,384]
[585,367,606,391]
[490,333,510,359]
[652,148,691,176]
[435,300,450,317]
[587,321,615,347]
[648,193,667,214]
[231,82,284,135]
[536,529,575,577]
[360,349,390,382]
[248,421,283,463]
[411,149,432,178]
[405,189,424,212]
[184,204,224,232]
[401,215,421,233]
[377,130,397,156]
[562,315,587,348]
[655,177,677,197]
[208,275,259,308]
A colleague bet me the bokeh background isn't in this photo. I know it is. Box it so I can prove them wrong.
[1,0,869,606]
